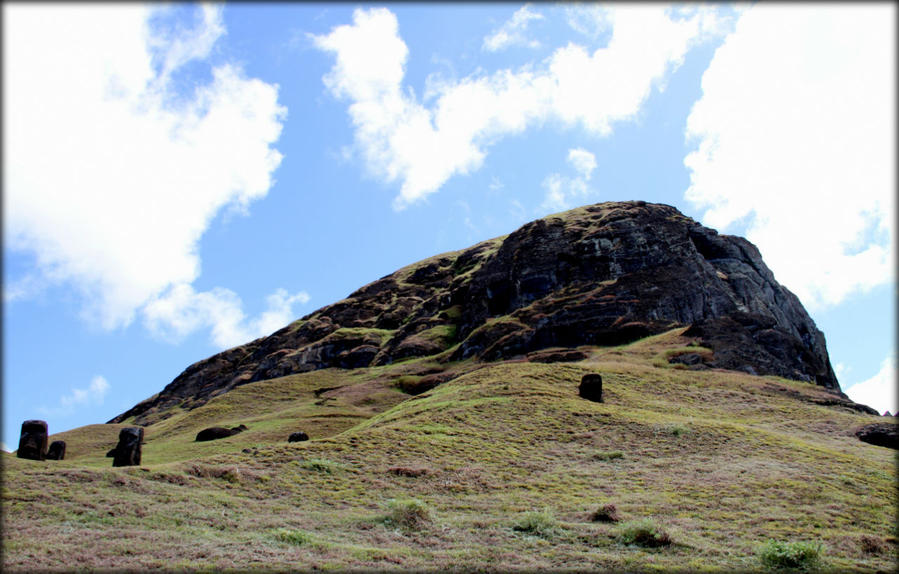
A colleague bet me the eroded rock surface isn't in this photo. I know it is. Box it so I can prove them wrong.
[111,201,844,425]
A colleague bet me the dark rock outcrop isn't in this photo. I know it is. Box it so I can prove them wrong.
[17,420,48,461]
[46,440,66,461]
[110,201,847,425]
[196,425,247,442]
[288,431,309,442]
[579,374,604,403]
[528,349,589,363]
[112,427,143,467]
[855,423,899,449]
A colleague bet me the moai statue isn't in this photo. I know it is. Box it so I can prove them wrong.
[17,420,48,460]
[579,373,604,403]
[46,440,67,461]
[112,427,143,467]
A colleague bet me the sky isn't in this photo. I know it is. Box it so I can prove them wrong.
[3,3,895,450]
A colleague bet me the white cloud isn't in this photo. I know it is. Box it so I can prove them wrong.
[834,362,851,380]
[38,375,111,417]
[844,356,897,416]
[254,289,313,338]
[148,4,225,86]
[143,285,310,349]
[315,5,730,210]
[565,3,613,39]
[3,274,46,304]
[683,4,895,310]
[567,148,597,179]
[483,4,544,52]
[4,4,286,329]
[541,148,598,212]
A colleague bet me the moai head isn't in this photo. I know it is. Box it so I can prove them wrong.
[288,431,309,442]
[46,440,67,461]
[578,373,604,403]
[17,420,48,460]
[112,427,142,467]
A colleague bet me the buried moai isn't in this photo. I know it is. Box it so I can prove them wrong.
[17,420,49,460]
[288,431,309,442]
[195,424,248,442]
[46,440,67,461]
[111,427,144,467]
[579,373,604,403]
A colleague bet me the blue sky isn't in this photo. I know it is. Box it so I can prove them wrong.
[3,3,895,449]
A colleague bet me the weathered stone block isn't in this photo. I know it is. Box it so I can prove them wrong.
[288,431,309,442]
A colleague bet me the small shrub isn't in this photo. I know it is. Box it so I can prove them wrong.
[384,498,431,530]
[859,534,885,555]
[590,503,620,523]
[757,539,823,570]
[593,451,624,461]
[616,518,671,547]
[667,424,689,437]
[273,528,313,546]
[301,458,340,473]
[512,510,559,538]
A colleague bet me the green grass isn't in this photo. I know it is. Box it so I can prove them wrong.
[2,330,896,571]
[593,450,624,461]
[301,458,343,473]
[325,327,394,344]
[417,324,457,346]
[273,528,315,546]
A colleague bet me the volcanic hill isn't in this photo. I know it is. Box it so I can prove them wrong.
[112,200,854,426]
[5,200,894,572]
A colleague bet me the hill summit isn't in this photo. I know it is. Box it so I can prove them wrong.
[112,201,843,425]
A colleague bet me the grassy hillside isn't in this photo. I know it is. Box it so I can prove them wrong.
[3,330,896,571]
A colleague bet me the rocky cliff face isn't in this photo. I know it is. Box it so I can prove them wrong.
[111,201,841,425]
